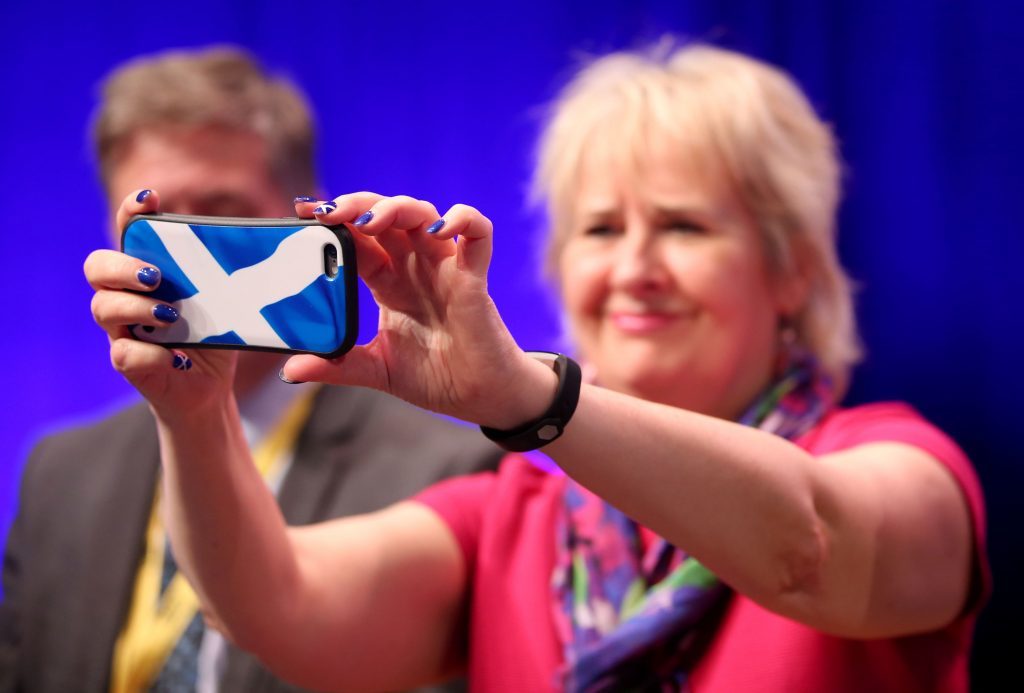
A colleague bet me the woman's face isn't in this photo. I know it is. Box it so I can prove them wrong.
[558,146,800,419]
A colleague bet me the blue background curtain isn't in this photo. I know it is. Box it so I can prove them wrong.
[0,1,1019,686]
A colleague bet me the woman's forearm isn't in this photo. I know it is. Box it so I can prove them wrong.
[152,400,468,690]
[546,384,971,636]
[154,398,303,646]
[546,385,859,626]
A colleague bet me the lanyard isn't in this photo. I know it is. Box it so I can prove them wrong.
[110,387,318,693]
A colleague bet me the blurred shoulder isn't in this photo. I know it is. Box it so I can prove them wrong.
[310,386,503,467]
[312,385,481,436]
[24,401,157,489]
[799,401,964,460]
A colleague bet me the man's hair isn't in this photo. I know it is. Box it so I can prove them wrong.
[93,45,316,196]
[533,42,861,395]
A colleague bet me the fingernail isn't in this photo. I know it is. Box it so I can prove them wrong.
[137,266,160,287]
[294,195,317,203]
[136,189,152,203]
[426,218,446,234]
[353,210,374,226]
[153,304,179,323]
[171,352,192,371]
[313,202,337,215]
[278,368,304,385]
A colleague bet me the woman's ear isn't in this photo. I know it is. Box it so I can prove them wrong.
[770,234,814,317]
[774,271,810,317]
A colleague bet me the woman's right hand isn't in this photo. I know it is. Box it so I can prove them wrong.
[84,189,237,421]
[283,193,558,430]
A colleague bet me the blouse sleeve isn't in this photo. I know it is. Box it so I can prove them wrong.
[801,402,991,612]
[413,470,499,576]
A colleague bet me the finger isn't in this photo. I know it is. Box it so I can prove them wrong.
[350,195,441,234]
[114,188,160,234]
[109,338,183,378]
[348,231,392,284]
[84,249,163,292]
[341,196,452,271]
[310,191,386,226]
[365,196,452,261]
[282,348,387,392]
[319,194,444,284]
[169,350,194,372]
[354,196,421,263]
[293,193,393,280]
[91,290,180,334]
[430,204,493,277]
[292,195,321,219]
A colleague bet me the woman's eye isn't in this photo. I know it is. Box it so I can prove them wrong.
[664,220,705,234]
[583,224,619,237]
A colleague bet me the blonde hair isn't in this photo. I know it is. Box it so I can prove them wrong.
[534,43,861,394]
[93,45,316,197]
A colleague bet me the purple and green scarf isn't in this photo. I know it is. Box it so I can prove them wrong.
[551,352,833,692]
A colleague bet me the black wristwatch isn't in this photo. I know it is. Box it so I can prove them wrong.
[480,351,582,452]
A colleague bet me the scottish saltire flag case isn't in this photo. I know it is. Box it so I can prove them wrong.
[121,214,358,357]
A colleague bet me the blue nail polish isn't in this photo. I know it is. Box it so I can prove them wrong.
[137,266,160,287]
[314,202,337,215]
[278,368,304,385]
[294,195,317,203]
[136,189,152,203]
[353,211,374,226]
[153,304,179,323]
[426,218,446,234]
[172,353,192,371]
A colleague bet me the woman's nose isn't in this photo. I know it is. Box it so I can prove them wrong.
[610,229,668,292]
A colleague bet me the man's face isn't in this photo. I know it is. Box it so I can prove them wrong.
[106,125,296,242]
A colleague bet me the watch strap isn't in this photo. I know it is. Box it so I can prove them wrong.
[480,352,582,452]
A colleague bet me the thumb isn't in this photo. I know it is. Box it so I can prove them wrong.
[283,346,387,391]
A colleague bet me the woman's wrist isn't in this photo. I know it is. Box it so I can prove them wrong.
[479,352,583,452]
[150,390,240,436]
[480,351,561,431]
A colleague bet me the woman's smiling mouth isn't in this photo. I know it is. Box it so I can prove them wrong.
[609,310,689,333]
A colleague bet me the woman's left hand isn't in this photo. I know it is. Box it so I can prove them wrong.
[86,189,239,424]
[283,193,555,429]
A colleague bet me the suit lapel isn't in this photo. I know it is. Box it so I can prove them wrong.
[275,385,366,526]
[81,404,162,691]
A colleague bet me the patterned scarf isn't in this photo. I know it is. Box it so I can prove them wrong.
[551,352,833,692]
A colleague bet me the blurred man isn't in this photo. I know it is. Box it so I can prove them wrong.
[0,46,500,693]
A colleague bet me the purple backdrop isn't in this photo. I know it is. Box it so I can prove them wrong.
[0,1,1020,686]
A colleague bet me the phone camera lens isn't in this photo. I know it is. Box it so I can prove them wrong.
[323,244,339,278]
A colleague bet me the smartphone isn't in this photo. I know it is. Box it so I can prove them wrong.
[120,213,358,357]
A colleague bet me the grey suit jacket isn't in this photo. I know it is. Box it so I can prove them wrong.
[0,385,503,692]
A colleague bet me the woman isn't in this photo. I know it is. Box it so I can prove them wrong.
[86,45,987,691]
